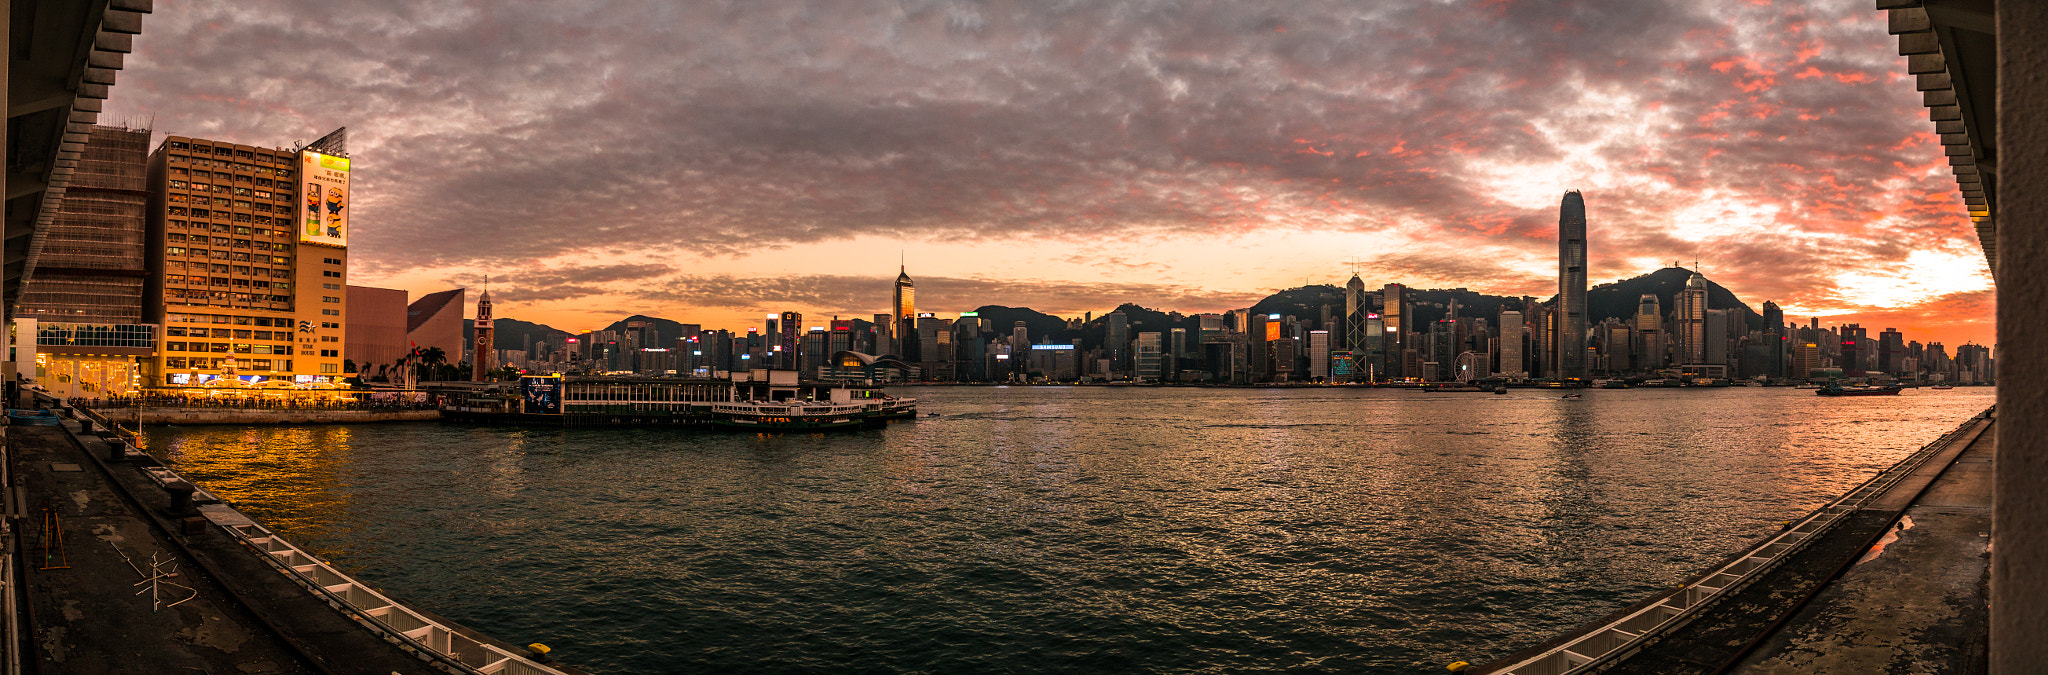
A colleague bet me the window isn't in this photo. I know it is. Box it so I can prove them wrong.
[165,342,186,352]
[322,296,340,303]
[233,344,253,354]
[320,322,339,329]
[254,331,273,340]
[322,270,341,278]
[320,363,339,373]
[323,257,341,265]
[167,247,186,256]
[249,360,273,370]
[166,358,187,369]
[321,335,339,342]
[166,327,187,337]
[322,283,339,290]
[235,227,252,235]
[212,328,231,338]
[233,330,252,339]
[321,309,339,316]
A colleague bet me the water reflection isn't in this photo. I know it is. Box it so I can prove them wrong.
[148,387,1993,673]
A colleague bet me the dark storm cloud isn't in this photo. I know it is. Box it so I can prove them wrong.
[108,0,1980,338]
[640,274,1263,317]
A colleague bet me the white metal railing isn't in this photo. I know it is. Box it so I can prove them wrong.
[220,521,568,675]
[1487,408,1991,675]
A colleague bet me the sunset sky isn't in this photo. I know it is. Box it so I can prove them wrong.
[104,0,1995,347]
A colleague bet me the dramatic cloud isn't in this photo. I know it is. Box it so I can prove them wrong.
[104,0,1994,345]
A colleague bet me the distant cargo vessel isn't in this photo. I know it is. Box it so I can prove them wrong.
[437,370,916,429]
[1816,383,1904,397]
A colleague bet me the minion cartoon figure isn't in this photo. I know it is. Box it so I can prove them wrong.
[305,184,322,237]
[325,186,347,239]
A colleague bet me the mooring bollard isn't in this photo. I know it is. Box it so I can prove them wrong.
[163,479,198,518]
[106,436,128,462]
[78,418,93,434]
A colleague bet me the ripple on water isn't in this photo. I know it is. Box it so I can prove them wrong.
[145,386,1992,673]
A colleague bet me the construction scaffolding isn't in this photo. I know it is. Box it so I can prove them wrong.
[17,124,150,324]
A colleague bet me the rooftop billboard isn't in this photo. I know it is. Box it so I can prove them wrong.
[300,150,350,248]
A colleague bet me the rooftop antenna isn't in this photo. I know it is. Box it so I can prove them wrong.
[1343,257,1363,276]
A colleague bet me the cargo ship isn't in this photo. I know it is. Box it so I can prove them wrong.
[1815,383,1904,397]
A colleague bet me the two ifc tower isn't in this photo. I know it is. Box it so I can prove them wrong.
[1558,190,1588,382]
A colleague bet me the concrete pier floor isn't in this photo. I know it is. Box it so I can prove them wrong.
[1732,423,1995,673]
[12,417,447,673]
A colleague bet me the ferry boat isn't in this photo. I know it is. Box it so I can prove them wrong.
[1930,384,1954,390]
[1816,383,1904,397]
[437,369,916,429]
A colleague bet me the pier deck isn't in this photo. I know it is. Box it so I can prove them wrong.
[1478,411,1995,675]
[11,415,448,673]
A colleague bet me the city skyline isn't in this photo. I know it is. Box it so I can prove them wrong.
[102,1,1993,346]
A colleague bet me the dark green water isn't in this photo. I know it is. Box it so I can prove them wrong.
[144,386,1993,673]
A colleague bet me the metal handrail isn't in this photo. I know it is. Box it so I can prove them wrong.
[220,520,569,675]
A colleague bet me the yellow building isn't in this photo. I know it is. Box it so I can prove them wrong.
[145,134,349,388]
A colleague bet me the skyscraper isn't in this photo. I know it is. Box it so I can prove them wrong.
[1498,309,1526,378]
[1635,294,1664,370]
[1556,190,1588,380]
[1382,283,1408,379]
[893,266,915,361]
[780,311,802,369]
[1106,311,1131,374]
[1673,273,1709,365]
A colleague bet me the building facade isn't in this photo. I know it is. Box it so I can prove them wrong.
[146,134,350,386]
[1556,191,1588,380]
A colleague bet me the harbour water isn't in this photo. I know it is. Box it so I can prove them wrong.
[143,386,1993,673]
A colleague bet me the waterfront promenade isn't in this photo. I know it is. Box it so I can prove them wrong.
[1477,409,1995,674]
[6,405,574,673]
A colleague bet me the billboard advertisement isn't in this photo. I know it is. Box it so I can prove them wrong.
[299,150,351,247]
[523,375,562,414]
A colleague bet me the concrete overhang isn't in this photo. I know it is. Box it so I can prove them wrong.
[6,0,151,317]
[1881,0,1997,270]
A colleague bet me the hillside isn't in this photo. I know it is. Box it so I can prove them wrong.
[1584,267,1762,330]
[463,317,574,351]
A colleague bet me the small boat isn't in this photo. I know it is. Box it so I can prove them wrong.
[1562,393,1582,399]
[1930,385,1953,390]
[1794,383,1822,390]
[1493,386,1508,394]
[1816,383,1904,397]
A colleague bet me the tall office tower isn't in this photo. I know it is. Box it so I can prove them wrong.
[1169,327,1188,379]
[1135,332,1163,381]
[1605,322,1633,372]
[147,132,350,387]
[1344,274,1368,354]
[1556,190,1588,380]
[1762,300,1785,335]
[893,266,915,361]
[1527,302,1553,378]
[1307,330,1330,380]
[1673,272,1709,365]
[1381,283,1408,379]
[1363,313,1385,381]
[872,313,894,355]
[1634,294,1664,369]
[1246,312,1270,380]
[1791,335,1822,380]
[1878,328,1906,374]
[16,126,154,399]
[1497,310,1526,378]
[1704,309,1730,366]
[472,287,494,380]
[1106,311,1131,373]
[779,311,802,369]
[1839,324,1868,376]
[1428,319,1457,381]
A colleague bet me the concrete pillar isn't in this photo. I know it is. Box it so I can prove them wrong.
[1996,1,2048,671]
